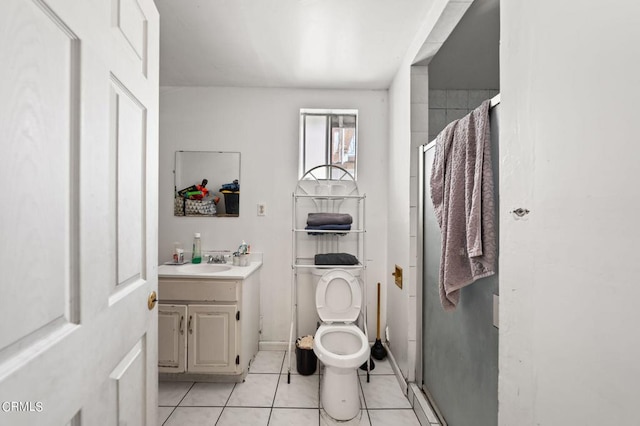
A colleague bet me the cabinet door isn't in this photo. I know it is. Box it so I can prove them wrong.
[187,305,237,373]
[158,304,187,373]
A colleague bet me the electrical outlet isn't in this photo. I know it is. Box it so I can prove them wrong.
[257,203,266,216]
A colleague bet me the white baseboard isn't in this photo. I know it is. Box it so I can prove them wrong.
[258,341,290,351]
[384,342,408,394]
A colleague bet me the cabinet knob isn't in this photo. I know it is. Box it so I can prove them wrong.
[148,291,157,310]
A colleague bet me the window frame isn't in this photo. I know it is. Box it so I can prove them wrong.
[299,108,358,180]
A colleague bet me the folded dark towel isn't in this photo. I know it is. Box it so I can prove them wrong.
[314,253,359,265]
[307,213,352,226]
[220,184,240,192]
[306,224,351,235]
[220,180,240,191]
[305,224,351,231]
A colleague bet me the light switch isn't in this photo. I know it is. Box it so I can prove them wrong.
[257,203,266,216]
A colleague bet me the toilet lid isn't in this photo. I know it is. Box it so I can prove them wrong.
[316,270,361,323]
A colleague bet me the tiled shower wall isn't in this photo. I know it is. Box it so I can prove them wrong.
[428,89,499,142]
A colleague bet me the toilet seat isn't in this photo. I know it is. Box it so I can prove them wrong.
[313,323,369,369]
[315,270,361,323]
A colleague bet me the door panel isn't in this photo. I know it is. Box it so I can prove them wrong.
[421,105,500,426]
[188,305,237,373]
[0,0,159,424]
[158,305,187,372]
[113,0,149,76]
[109,339,147,425]
[112,77,147,288]
[0,0,80,355]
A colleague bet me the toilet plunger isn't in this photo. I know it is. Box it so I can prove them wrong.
[360,282,383,373]
[371,283,387,360]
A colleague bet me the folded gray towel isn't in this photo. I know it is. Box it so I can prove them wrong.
[314,253,359,265]
[307,213,353,226]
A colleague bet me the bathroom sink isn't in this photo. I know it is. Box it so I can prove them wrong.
[177,263,232,273]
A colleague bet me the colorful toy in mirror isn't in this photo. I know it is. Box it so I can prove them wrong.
[178,179,210,200]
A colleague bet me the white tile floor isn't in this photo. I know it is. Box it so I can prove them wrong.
[159,350,422,426]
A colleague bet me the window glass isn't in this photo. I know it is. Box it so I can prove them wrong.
[299,109,358,179]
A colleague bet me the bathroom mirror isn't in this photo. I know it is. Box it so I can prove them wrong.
[174,151,241,217]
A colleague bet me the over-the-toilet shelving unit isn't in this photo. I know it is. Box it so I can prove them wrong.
[287,165,369,383]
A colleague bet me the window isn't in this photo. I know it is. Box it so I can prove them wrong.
[299,109,358,179]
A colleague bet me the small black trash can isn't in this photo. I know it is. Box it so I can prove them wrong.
[295,337,317,375]
[222,191,240,215]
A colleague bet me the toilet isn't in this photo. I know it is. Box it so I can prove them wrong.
[313,269,369,421]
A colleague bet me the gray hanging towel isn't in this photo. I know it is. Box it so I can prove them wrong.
[430,99,496,311]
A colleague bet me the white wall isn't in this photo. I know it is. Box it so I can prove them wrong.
[159,86,388,343]
[387,66,412,377]
[499,1,640,424]
[387,0,452,380]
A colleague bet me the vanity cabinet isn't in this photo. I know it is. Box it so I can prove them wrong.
[158,304,236,374]
[158,304,187,372]
[157,268,260,381]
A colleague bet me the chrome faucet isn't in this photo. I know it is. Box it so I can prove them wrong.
[206,254,226,264]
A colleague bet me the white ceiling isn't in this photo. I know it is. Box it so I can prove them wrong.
[154,0,435,89]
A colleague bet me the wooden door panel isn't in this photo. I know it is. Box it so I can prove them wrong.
[109,339,147,425]
[112,0,149,77]
[0,0,80,354]
[111,78,147,289]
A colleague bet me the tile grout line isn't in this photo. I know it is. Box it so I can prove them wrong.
[266,352,286,425]
[159,406,176,426]
[162,382,197,426]
[318,365,321,426]
[175,382,196,408]
[359,374,372,425]
[214,381,237,425]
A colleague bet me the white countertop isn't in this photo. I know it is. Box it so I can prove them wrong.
[158,261,262,280]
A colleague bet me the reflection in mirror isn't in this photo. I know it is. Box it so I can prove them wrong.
[174,151,241,217]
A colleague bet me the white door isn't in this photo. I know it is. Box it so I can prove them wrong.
[0,0,159,425]
[158,305,187,373]
[188,305,238,373]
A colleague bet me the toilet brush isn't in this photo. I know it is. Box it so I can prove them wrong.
[371,283,387,360]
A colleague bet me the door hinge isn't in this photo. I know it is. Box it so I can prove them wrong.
[236,311,240,321]
[235,355,240,365]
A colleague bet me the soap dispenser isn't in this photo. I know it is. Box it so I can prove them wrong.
[192,233,202,264]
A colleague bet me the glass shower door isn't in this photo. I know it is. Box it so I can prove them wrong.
[421,104,500,426]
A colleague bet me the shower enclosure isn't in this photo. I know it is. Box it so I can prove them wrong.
[418,97,500,426]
